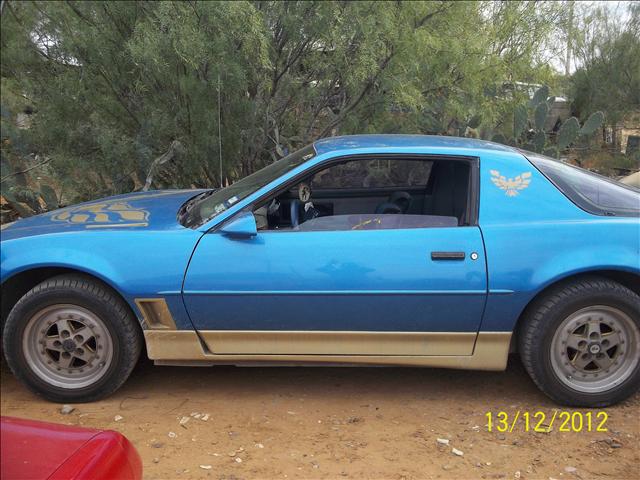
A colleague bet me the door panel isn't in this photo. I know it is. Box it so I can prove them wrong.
[183,226,487,356]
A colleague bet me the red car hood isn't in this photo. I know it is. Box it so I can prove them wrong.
[0,416,141,480]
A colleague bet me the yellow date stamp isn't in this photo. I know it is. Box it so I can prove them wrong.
[486,411,609,433]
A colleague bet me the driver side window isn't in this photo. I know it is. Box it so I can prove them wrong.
[254,156,474,232]
[312,159,432,189]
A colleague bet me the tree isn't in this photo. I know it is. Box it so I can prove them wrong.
[570,3,640,130]
[1,0,567,211]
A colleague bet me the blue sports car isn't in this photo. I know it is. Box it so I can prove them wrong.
[1,135,639,406]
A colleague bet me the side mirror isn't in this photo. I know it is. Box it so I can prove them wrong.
[219,212,257,239]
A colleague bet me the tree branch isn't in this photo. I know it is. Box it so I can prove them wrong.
[1,157,52,184]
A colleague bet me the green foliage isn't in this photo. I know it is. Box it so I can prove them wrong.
[491,133,507,145]
[570,4,640,125]
[467,115,482,129]
[0,0,592,214]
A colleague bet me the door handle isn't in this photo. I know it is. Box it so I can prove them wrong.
[431,251,465,261]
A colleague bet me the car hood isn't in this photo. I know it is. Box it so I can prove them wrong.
[0,189,208,241]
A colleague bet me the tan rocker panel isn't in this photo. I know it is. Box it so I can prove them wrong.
[143,331,512,371]
[199,330,475,356]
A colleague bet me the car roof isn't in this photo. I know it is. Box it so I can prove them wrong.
[313,134,517,155]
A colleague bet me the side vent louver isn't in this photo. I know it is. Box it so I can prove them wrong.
[135,298,177,330]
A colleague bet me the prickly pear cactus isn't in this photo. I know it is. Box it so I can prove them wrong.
[543,146,559,158]
[529,86,549,107]
[558,117,581,150]
[514,105,528,140]
[534,102,549,131]
[39,184,59,210]
[1,189,36,218]
[533,130,546,153]
[580,111,604,136]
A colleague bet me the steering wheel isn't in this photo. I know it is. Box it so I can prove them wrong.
[375,191,412,214]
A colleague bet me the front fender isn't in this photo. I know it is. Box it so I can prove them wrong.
[1,229,202,330]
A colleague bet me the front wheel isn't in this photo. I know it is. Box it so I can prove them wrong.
[519,276,640,407]
[3,274,142,403]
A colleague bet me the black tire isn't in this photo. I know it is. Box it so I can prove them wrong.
[519,276,640,407]
[2,274,142,403]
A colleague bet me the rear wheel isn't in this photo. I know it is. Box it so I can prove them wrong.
[519,276,640,407]
[3,274,142,403]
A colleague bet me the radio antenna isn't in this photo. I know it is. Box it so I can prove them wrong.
[218,72,223,187]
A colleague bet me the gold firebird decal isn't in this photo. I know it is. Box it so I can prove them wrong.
[490,170,532,197]
[51,201,149,228]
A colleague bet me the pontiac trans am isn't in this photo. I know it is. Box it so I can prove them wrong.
[1,135,639,407]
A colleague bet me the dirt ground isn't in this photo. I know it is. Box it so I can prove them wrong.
[1,356,638,480]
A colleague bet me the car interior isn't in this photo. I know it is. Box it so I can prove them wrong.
[253,157,475,231]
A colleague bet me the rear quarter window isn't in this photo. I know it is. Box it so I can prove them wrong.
[524,152,640,217]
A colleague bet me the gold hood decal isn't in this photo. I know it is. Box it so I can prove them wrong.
[51,201,150,228]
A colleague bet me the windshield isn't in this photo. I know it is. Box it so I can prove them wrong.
[524,151,640,217]
[181,145,316,228]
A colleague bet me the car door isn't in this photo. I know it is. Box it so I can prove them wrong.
[182,156,487,357]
